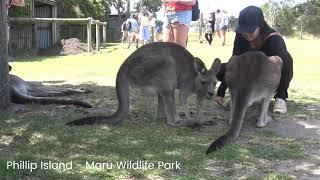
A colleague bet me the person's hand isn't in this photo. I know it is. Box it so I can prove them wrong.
[215,96,224,107]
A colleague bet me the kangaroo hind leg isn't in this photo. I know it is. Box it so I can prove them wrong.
[256,96,273,128]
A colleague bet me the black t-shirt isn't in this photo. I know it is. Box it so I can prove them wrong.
[233,33,289,56]
[216,33,293,97]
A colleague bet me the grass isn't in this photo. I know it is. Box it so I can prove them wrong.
[1,32,320,179]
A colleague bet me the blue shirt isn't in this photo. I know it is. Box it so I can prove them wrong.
[128,18,139,32]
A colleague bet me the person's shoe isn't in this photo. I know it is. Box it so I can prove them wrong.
[273,98,287,114]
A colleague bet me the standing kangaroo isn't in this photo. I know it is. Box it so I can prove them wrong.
[66,42,221,126]
[206,51,282,154]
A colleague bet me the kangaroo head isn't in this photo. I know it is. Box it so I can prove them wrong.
[194,57,221,99]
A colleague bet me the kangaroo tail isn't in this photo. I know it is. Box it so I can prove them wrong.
[66,71,130,126]
[11,88,92,108]
[30,87,93,97]
[206,91,250,154]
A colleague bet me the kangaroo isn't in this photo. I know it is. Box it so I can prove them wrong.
[9,65,92,108]
[66,42,221,126]
[206,51,282,154]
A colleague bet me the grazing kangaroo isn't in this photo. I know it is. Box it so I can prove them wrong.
[206,51,282,154]
[9,66,92,108]
[66,42,221,126]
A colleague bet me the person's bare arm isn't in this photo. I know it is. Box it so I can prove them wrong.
[162,0,196,6]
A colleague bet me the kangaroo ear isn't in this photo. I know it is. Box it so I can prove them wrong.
[210,58,221,73]
[194,57,206,74]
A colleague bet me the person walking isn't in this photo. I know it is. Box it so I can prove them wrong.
[138,6,151,45]
[127,15,140,49]
[204,17,213,45]
[121,19,130,44]
[221,10,229,46]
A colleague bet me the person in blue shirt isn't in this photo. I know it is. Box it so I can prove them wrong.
[127,15,140,49]
[215,6,293,114]
[155,20,163,42]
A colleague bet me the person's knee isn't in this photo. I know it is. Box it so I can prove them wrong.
[175,24,189,45]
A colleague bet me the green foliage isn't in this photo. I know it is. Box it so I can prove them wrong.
[275,7,296,35]
[294,0,320,35]
[261,0,296,35]
[134,0,162,14]
[294,0,320,16]
[261,0,280,27]
[9,0,110,22]
[9,0,32,17]
[56,0,110,21]
[262,0,320,36]
[229,16,238,31]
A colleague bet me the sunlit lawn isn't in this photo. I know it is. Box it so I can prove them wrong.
[10,32,320,91]
[1,32,320,179]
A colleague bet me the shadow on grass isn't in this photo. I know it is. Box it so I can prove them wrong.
[10,43,120,63]
[0,84,319,179]
[10,55,63,63]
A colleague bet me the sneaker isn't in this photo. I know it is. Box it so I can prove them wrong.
[273,98,287,114]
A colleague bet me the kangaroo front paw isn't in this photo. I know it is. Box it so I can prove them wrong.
[256,121,266,128]
[167,122,178,127]
[266,116,273,123]
[256,116,273,128]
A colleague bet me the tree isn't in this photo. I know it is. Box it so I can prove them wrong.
[261,0,280,28]
[125,0,130,17]
[108,0,126,21]
[0,0,11,109]
[294,0,320,35]
[275,5,296,35]
[56,0,110,21]
[261,0,296,35]
[134,0,162,14]
[229,16,238,31]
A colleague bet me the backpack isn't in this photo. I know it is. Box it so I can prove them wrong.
[192,0,200,21]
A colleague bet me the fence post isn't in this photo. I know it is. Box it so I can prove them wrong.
[103,24,107,46]
[96,21,100,51]
[87,17,92,52]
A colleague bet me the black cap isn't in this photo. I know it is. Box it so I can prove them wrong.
[236,6,264,33]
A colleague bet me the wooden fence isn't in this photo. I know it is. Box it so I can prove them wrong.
[9,17,107,52]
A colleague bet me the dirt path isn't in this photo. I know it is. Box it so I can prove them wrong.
[266,117,320,179]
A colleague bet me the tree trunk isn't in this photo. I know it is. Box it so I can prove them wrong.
[125,0,130,18]
[0,0,11,109]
